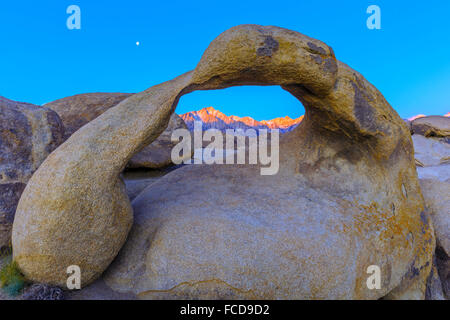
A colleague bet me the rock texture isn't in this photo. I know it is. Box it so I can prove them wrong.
[412,116,450,183]
[412,135,450,167]
[0,96,64,249]
[122,168,177,201]
[411,116,450,138]
[12,72,194,287]
[45,93,190,168]
[419,179,450,256]
[105,26,433,299]
[419,178,449,299]
[22,284,65,300]
[13,25,434,298]
[411,125,450,299]
[127,114,190,168]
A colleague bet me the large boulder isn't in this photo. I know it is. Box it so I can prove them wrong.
[412,131,449,300]
[126,114,189,169]
[106,26,432,299]
[13,25,434,299]
[0,96,64,249]
[45,93,190,168]
[411,116,450,138]
[425,258,445,300]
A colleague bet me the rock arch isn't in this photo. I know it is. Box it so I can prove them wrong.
[12,25,434,299]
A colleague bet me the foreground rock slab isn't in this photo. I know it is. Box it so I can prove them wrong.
[45,93,190,168]
[419,179,450,255]
[0,96,64,249]
[13,25,434,299]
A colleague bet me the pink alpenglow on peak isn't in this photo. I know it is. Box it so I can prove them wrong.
[408,114,426,121]
[261,115,304,130]
[408,113,449,121]
[180,107,303,133]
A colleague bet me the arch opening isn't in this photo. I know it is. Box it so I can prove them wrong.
[176,85,305,123]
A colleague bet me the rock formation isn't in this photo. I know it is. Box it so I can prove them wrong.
[13,25,434,299]
[45,93,190,168]
[0,96,64,249]
[411,118,450,299]
[413,135,450,167]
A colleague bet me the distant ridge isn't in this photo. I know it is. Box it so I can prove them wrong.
[408,113,450,121]
[408,114,426,121]
[180,107,303,133]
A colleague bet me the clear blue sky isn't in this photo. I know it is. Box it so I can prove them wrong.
[1,1,449,120]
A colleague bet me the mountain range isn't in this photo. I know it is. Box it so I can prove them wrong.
[180,107,303,133]
[408,113,450,121]
[180,107,449,134]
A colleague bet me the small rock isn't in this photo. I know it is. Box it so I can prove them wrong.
[412,135,450,167]
[435,245,449,300]
[13,25,434,298]
[425,257,445,300]
[419,179,450,256]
